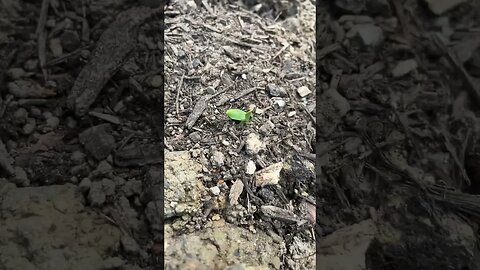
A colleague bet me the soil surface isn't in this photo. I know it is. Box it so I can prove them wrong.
[164,0,316,269]
[0,1,162,269]
[2,0,480,269]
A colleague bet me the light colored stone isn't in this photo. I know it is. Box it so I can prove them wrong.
[209,186,221,196]
[245,133,262,155]
[296,86,312,97]
[255,162,283,187]
[211,151,225,167]
[351,24,384,47]
[246,160,256,175]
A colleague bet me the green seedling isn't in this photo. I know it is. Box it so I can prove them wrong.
[226,108,254,122]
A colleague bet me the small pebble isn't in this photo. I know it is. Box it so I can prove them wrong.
[209,186,221,196]
[121,236,140,254]
[246,160,256,175]
[211,151,225,167]
[245,133,263,155]
[150,75,163,88]
[274,98,286,108]
[392,59,418,77]
[13,108,28,125]
[71,151,86,164]
[78,177,92,193]
[46,116,60,129]
[22,118,36,135]
[266,84,287,97]
[297,86,312,97]
[287,111,296,117]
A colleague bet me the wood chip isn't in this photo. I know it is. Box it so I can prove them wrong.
[186,95,212,129]
[255,162,283,187]
[88,111,122,125]
[261,205,307,225]
[229,179,244,205]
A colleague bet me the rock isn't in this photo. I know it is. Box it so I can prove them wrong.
[12,166,29,186]
[424,0,467,15]
[8,80,56,98]
[335,0,366,14]
[266,84,287,97]
[70,163,91,178]
[246,160,256,175]
[209,186,221,196]
[78,177,92,193]
[46,116,60,129]
[92,160,113,177]
[88,181,106,206]
[210,151,225,167]
[317,89,350,137]
[114,196,141,233]
[350,24,384,47]
[245,133,262,155]
[121,236,140,255]
[189,131,202,143]
[254,162,283,187]
[71,151,86,164]
[101,178,116,196]
[13,108,28,125]
[273,98,286,108]
[296,86,312,97]
[392,59,418,77]
[22,118,36,135]
[259,120,275,135]
[79,124,116,160]
[60,30,80,52]
[318,219,376,270]
[150,75,163,87]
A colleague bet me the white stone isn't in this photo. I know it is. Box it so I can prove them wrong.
[246,160,256,175]
[245,133,262,155]
[297,86,312,97]
[209,186,221,196]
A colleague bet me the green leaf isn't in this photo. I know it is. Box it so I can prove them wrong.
[226,108,253,122]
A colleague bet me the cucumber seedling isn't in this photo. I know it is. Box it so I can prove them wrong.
[226,108,254,123]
